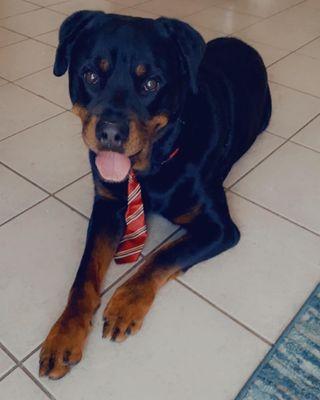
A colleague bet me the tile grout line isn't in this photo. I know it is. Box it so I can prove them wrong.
[53,171,92,195]
[0,24,58,44]
[51,194,90,220]
[266,32,320,70]
[0,342,19,363]
[264,130,286,139]
[140,227,182,260]
[0,109,67,144]
[13,80,69,110]
[269,79,320,100]
[43,2,129,18]
[32,37,57,49]
[0,8,43,23]
[0,78,67,129]
[0,4,65,21]
[1,337,58,397]
[0,341,55,400]
[228,111,320,190]
[227,0,308,38]
[0,364,19,382]
[225,137,285,190]
[23,0,68,7]
[125,0,162,10]
[176,279,273,347]
[289,139,320,155]
[0,163,92,228]
[100,258,146,297]
[120,2,226,20]
[231,3,320,61]
[0,189,92,229]
[0,161,52,194]
[193,4,265,19]
[29,31,59,49]
[20,345,43,364]
[125,5,160,18]
[187,0,307,40]
[0,36,29,50]
[0,196,50,228]
[212,0,308,19]
[0,25,58,49]
[261,130,320,155]
[0,58,58,98]
[0,24,35,38]
[20,365,57,400]
[230,190,320,238]
[0,342,20,381]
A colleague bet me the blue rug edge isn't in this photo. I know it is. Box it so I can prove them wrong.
[234,282,320,400]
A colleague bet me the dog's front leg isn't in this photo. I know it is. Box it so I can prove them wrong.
[102,217,239,342]
[39,198,124,379]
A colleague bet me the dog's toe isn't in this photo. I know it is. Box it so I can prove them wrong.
[102,280,155,342]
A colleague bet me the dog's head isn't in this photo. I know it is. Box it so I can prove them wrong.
[54,11,205,181]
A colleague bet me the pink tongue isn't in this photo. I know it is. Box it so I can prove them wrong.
[95,151,131,182]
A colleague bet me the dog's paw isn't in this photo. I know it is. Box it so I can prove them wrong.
[102,279,155,342]
[39,315,90,380]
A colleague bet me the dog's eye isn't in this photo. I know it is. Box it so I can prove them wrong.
[84,71,100,85]
[142,79,159,92]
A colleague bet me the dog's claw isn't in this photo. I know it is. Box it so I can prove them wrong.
[102,321,110,338]
[111,327,120,341]
[125,327,131,336]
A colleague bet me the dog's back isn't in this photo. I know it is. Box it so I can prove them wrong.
[197,37,271,177]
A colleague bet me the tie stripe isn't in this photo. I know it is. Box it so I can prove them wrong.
[114,170,147,264]
[120,225,147,243]
[125,205,144,224]
[115,243,145,258]
[127,184,140,203]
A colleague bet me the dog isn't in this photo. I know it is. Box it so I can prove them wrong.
[39,11,271,379]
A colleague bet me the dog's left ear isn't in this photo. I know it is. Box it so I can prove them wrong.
[156,18,205,93]
[54,10,103,77]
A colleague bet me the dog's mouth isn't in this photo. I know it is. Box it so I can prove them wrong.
[72,104,169,182]
[95,148,143,183]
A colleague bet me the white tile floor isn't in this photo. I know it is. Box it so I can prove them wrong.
[0,1,319,399]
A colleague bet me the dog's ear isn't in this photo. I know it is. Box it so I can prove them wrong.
[54,10,101,77]
[155,18,205,93]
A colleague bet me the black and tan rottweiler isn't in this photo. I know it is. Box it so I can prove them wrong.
[39,11,271,379]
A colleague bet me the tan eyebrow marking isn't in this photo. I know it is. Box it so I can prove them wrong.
[135,64,146,77]
[99,59,109,72]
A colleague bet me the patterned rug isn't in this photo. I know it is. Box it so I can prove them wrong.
[235,284,320,400]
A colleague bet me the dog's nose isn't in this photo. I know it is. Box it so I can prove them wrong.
[96,120,129,149]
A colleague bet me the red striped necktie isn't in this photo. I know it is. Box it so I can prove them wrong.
[114,171,147,264]
[114,148,179,264]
